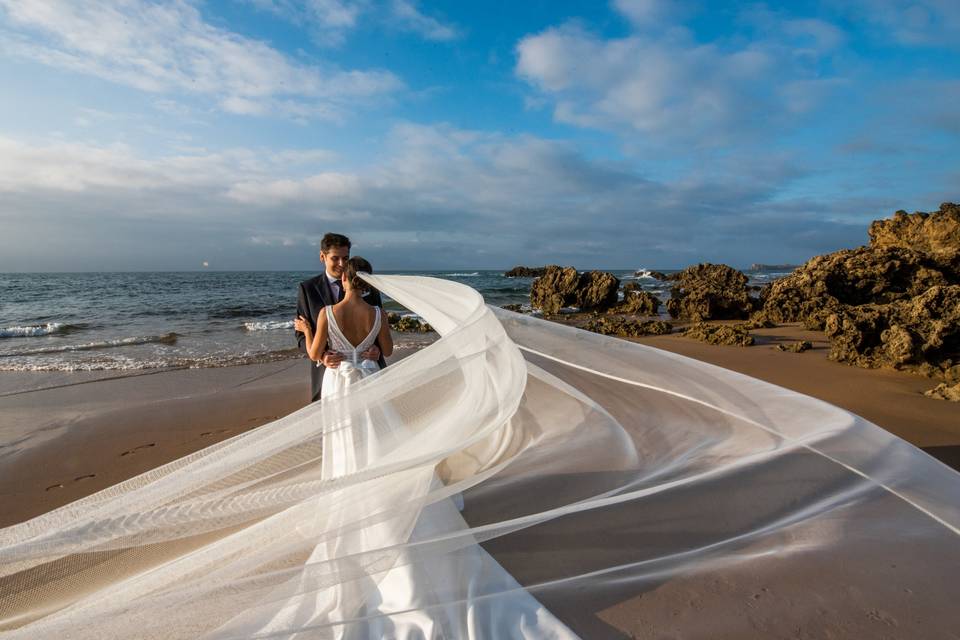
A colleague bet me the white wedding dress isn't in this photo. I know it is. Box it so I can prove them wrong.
[225,304,580,639]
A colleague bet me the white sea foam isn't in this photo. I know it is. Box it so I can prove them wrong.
[244,320,294,331]
[0,348,301,371]
[0,323,65,338]
[4,333,178,356]
[445,272,479,277]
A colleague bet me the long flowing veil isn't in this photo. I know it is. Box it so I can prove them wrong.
[1,275,959,638]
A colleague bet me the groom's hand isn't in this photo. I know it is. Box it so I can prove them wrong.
[321,350,343,369]
[360,344,380,361]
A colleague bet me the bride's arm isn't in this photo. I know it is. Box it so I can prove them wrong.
[294,312,328,362]
[377,310,393,358]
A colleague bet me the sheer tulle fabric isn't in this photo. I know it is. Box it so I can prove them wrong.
[0,275,958,638]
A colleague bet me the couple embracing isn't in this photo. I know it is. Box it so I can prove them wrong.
[294,232,392,402]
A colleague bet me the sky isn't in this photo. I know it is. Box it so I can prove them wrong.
[0,0,957,271]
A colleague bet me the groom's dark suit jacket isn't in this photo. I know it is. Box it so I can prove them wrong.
[296,274,387,402]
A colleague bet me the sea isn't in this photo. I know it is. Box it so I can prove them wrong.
[0,268,791,372]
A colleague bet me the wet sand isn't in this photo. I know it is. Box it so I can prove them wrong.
[0,361,310,527]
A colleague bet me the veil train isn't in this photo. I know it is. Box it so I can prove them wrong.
[0,275,958,638]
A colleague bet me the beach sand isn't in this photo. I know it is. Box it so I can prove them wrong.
[1,325,958,637]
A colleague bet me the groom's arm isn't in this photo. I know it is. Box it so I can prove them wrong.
[295,283,308,354]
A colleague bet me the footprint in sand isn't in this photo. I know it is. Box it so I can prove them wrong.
[45,483,63,491]
[120,443,157,456]
[74,473,96,482]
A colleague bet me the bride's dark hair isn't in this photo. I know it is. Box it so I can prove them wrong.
[344,256,373,294]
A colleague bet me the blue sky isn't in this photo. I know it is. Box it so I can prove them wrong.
[0,0,957,271]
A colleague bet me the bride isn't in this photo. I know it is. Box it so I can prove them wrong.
[261,257,579,639]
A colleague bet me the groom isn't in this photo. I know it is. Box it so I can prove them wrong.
[295,232,386,401]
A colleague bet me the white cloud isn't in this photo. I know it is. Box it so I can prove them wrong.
[613,0,689,28]
[0,123,942,271]
[0,135,336,196]
[390,0,458,41]
[244,0,365,46]
[515,8,849,146]
[244,0,458,45]
[849,0,960,47]
[0,0,402,120]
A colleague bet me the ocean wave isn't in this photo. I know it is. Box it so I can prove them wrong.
[243,320,294,331]
[444,272,479,277]
[393,340,437,351]
[209,306,289,319]
[0,322,82,338]
[0,347,301,372]
[1,332,179,356]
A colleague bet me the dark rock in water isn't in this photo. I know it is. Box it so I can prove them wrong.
[505,266,547,278]
[748,263,800,272]
[530,266,619,314]
[387,312,433,333]
[682,322,754,346]
[665,263,754,321]
[758,204,960,378]
[924,381,960,402]
[584,317,672,337]
[614,285,660,315]
[777,341,812,353]
[636,270,669,281]
[500,303,523,312]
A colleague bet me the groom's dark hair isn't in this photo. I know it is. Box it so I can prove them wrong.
[320,233,351,252]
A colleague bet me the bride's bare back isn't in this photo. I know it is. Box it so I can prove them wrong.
[330,298,378,348]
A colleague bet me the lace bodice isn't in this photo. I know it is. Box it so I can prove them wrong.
[324,305,381,367]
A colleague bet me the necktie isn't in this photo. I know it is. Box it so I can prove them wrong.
[331,280,342,302]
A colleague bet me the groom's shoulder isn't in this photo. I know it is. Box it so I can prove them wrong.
[299,274,324,289]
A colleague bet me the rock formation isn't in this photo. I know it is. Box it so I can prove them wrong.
[530,266,619,314]
[584,317,671,338]
[748,263,800,272]
[505,266,547,277]
[682,323,754,346]
[924,382,960,402]
[387,312,434,333]
[665,263,754,321]
[614,282,660,315]
[759,203,960,379]
[635,270,669,280]
[869,202,960,266]
[776,341,812,353]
